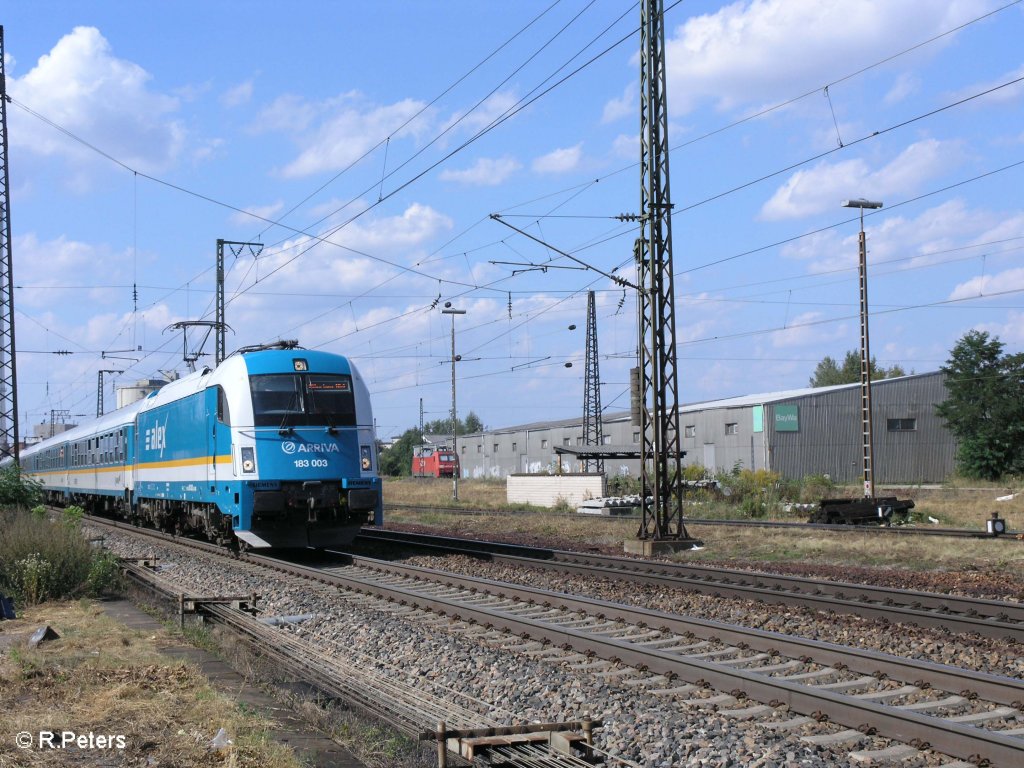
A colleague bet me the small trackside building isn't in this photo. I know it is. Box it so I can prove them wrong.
[455,371,956,484]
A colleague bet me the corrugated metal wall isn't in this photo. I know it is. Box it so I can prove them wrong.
[767,372,955,483]
[454,372,956,483]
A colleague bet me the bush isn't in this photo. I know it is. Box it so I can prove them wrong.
[607,474,640,496]
[682,464,708,482]
[0,509,120,605]
[550,496,574,515]
[717,468,782,502]
[0,465,42,508]
[738,496,767,518]
[62,505,85,526]
[799,474,836,502]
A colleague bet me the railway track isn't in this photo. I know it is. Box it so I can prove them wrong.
[90,516,610,767]
[384,502,1023,539]
[86,515,1024,766]
[358,528,1024,643]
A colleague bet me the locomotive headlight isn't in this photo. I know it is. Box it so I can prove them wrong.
[241,447,256,474]
[360,445,372,471]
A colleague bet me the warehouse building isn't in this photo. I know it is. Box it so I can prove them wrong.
[457,371,955,484]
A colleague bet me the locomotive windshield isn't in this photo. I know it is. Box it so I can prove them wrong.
[250,373,357,427]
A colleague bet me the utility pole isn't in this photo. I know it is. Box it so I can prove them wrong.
[419,397,424,433]
[842,198,883,498]
[96,369,123,418]
[0,27,19,461]
[441,304,465,501]
[582,291,604,473]
[631,0,700,552]
[216,239,262,364]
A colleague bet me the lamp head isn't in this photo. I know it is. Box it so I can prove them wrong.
[841,198,883,210]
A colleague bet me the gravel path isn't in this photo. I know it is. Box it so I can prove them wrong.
[97,525,1016,767]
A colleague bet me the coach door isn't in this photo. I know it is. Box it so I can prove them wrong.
[206,387,218,488]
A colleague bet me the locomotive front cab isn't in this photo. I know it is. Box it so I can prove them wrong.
[237,351,381,548]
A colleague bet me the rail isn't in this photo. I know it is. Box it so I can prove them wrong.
[359,528,1024,642]
[91,516,1024,767]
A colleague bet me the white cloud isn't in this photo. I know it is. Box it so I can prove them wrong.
[770,311,850,348]
[760,139,963,220]
[258,91,432,178]
[221,78,254,108]
[884,72,920,105]
[13,233,134,311]
[442,90,519,134]
[974,310,1024,345]
[229,202,452,302]
[439,157,520,186]
[531,144,583,174]
[9,26,185,173]
[949,63,1024,107]
[612,133,638,159]
[602,86,633,123]
[782,199,1015,274]
[663,0,993,115]
[229,200,284,227]
[948,267,1024,300]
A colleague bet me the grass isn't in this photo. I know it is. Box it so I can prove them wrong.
[0,600,302,768]
[382,478,1024,575]
[385,476,525,509]
[0,508,122,605]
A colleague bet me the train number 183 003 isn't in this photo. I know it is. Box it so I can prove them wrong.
[294,458,329,468]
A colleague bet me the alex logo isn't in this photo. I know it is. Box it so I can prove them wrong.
[145,420,168,457]
[281,441,340,454]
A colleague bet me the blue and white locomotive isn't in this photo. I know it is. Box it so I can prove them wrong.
[21,345,382,548]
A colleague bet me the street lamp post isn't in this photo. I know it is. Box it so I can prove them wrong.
[842,198,883,499]
[441,304,466,501]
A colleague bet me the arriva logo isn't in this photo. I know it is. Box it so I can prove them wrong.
[281,442,340,454]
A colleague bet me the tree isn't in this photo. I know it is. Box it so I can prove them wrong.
[422,411,484,436]
[809,350,907,387]
[378,427,423,477]
[936,330,1024,480]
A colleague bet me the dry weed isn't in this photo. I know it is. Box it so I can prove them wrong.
[0,600,300,768]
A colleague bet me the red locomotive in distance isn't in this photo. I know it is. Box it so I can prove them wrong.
[411,445,459,477]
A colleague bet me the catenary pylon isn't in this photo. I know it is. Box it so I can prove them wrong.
[0,27,19,461]
[634,0,698,547]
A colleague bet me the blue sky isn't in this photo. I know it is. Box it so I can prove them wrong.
[4,0,1023,440]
